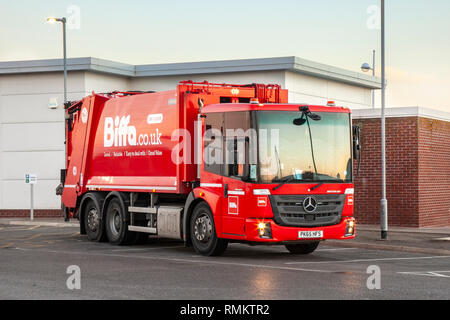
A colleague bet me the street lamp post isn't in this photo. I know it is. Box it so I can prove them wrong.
[46,17,67,103]
[360,2,388,240]
[380,0,388,240]
[47,17,69,221]
[361,49,376,108]
[372,49,376,108]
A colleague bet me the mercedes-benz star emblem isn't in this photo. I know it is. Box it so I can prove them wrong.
[303,196,317,213]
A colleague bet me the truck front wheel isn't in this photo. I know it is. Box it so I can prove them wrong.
[285,241,320,254]
[190,203,228,256]
[105,198,135,245]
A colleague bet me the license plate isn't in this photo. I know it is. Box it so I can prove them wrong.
[298,230,323,239]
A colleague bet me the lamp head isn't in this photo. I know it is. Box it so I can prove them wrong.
[47,17,66,24]
[361,62,372,72]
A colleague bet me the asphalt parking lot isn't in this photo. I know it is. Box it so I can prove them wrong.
[0,224,449,300]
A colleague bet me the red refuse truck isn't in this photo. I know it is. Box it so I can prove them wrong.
[60,81,359,256]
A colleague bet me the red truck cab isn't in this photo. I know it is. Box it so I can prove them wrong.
[189,102,356,255]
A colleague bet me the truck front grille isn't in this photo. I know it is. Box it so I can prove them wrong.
[269,194,345,227]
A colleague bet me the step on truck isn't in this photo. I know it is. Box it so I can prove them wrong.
[59,81,359,256]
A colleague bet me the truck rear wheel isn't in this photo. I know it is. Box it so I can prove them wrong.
[84,199,105,242]
[190,203,228,256]
[105,197,135,245]
[285,241,320,254]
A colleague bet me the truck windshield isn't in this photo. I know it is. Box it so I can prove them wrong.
[256,111,352,184]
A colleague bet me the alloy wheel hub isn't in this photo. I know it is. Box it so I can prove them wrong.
[194,215,212,242]
[87,208,99,231]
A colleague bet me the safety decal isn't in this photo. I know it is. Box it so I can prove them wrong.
[257,197,267,207]
[228,196,239,215]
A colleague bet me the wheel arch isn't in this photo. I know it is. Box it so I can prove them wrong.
[102,191,129,221]
[183,192,211,247]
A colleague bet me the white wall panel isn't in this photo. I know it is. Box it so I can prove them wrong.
[1,122,64,152]
[288,92,328,106]
[1,180,61,209]
[1,151,64,180]
[0,72,83,210]
[130,71,285,92]
[85,72,130,93]
[327,81,370,107]
[0,94,65,123]
[285,71,372,109]
[285,72,328,98]
[0,72,85,95]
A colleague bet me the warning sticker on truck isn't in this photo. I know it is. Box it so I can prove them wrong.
[228,196,239,215]
[257,197,267,207]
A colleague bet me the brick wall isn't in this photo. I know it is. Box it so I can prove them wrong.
[0,209,61,218]
[418,118,450,227]
[353,116,450,227]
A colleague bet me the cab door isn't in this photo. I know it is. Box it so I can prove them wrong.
[221,112,253,238]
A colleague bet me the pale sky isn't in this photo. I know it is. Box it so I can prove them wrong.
[1,0,449,112]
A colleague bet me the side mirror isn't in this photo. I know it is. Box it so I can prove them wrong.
[293,117,306,126]
[293,106,321,126]
[352,125,361,159]
[66,113,73,132]
[198,98,204,113]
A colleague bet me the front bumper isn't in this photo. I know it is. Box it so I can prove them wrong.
[244,217,356,243]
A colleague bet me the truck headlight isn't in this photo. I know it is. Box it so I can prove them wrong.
[345,220,355,236]
[257,222,272,239]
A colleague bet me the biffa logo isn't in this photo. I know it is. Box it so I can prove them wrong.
[104,115,163,148]
[104,116,137,147]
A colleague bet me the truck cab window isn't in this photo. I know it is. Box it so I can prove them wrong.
[223,111,254,180]
[204,112,223,175]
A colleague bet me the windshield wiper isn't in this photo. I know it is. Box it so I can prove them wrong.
[315,179,345,183]
[311,179,345,189]
[310,182,323,191]
[273,176,300,191]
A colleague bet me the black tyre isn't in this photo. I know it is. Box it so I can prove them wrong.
[285,241,320,254]
[105,198,136,245]
[190,202,228,256]
[84,199,106,242]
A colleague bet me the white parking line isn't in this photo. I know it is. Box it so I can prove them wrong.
[111,246,184,252]
[13,247,337,274]
[316,248,359,252]
[433,237,450,241]
[285,255,450,265]
[398,271,450,278]
[0,226,40,232]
